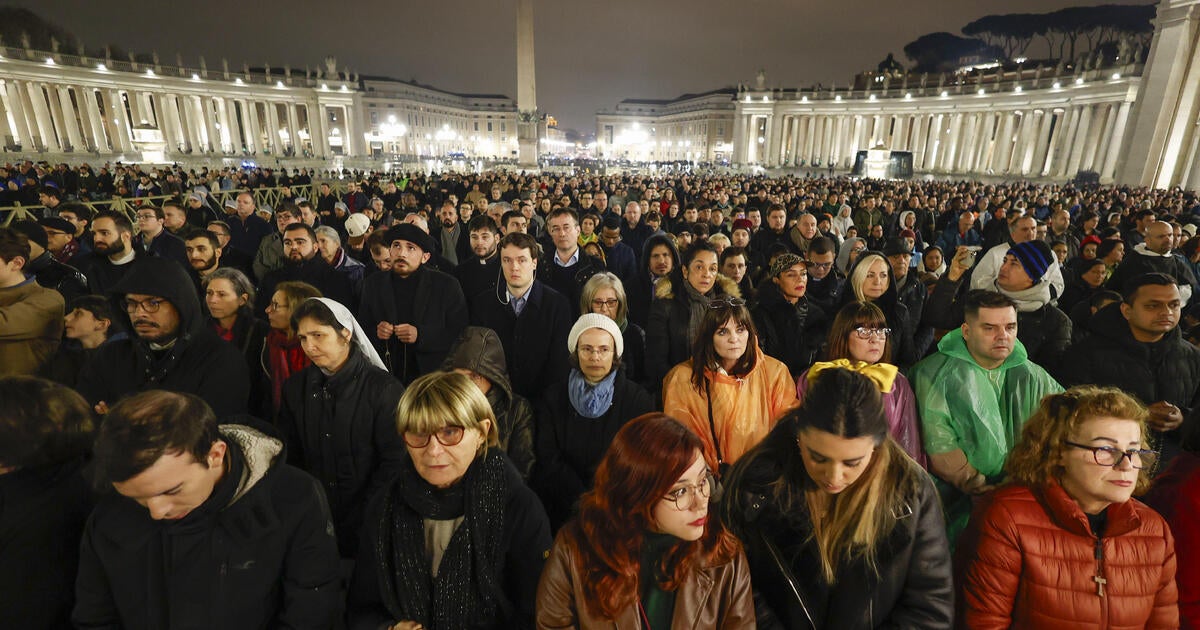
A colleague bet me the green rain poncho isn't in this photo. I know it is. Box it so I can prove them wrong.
[908,328,1062,542]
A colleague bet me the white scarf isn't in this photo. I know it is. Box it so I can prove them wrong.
[308,297,388,371]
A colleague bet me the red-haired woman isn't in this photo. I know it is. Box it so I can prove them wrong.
[536,413,754,628]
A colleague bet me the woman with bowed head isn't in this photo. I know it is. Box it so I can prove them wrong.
[959,387,1178,629]
[203,267,268,414]
[662,298,798,472]
[797,301,927,468]
[533,313,655,530]
[260,280,321,419]
[581,272,647,384]
[277,297,407,558]
[722,368,953,629]
[646,242,742,388]
[536,413,755,629]
[349,371,552,630]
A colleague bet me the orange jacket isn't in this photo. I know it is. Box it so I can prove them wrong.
[662,348,798,466]
[960,481,1178,629]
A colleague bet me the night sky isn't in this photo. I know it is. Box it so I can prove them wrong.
[12,0,1158,132]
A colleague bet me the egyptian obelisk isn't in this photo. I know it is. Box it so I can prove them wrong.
[516,0,540,167]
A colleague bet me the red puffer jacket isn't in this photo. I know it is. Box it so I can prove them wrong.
[959,480,1178,629]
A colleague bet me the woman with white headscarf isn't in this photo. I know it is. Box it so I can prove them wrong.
[277,297,407,558]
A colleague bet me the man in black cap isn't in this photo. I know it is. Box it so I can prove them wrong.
[56,202,94,260]
[38,215,78,265]
[358,222,468,384]
[8,219,87,304]
[75,258,250,416]
[255,223,355,313]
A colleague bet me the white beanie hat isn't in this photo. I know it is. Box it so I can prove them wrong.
[567,313,624,358]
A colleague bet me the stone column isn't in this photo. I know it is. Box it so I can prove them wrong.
[1050,107,1081,177]
[247,101,264,153]
[1065,104,1094,176]
[940,114,962,171]
[54,87,84,151]
[1080,104,1112,172]
[286,103,301,154]
[923,114,943,170]
[766,113,784,167]
[216,98,235,152]
[1100,101,1134,182]
[264,101,281,154]
[80,88,108,152]
[106,89,133,153]
[149,94,175,154]
[176,95,199,152]
[1030,109,1056,176]
[516,0,538,166]
[3,81,34,149]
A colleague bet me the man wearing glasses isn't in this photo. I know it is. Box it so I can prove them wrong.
[802,236,845,314]
[76,258,250,417]
[133,204,188,268]
[909,290,1063,543]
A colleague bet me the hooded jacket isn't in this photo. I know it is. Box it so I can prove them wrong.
[646,273,742,388]
[908,330,1062,543]
[278,348,407,558]
[1057,302,1200,465]
[627,234,680,329]
[75,259,250,416]
[960,481,1178,629]
[73,425,344,629]
[441,326,536,479]
[662,346,799,467]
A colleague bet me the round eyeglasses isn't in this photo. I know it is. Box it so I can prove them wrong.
[663,471,715,511]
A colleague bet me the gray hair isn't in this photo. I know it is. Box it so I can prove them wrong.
[202,267,256,308]
[488,201,513,215]
[314,225,341,246]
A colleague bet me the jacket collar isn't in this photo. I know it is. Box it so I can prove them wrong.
[1036,479,1141,538]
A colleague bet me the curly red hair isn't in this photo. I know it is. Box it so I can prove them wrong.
[565,413,740,620]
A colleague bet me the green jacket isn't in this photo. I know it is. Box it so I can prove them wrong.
[908,329,1062,540]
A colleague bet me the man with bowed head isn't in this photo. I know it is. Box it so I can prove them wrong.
[908,289,1062,543]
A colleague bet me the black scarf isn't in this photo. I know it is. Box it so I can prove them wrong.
[375,449,511,629]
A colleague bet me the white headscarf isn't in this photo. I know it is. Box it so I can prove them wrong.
[306,297,388,371]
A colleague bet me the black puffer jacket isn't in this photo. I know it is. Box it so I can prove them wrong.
[441,326,537,479]
[722,418,954,630]
[75,258,250,416]
[73,425,343,629]
[1058,302,1200,464]
[278,349,407,557]
[25,251,88,304]
[531,370,655,530]
[751,282,828,379]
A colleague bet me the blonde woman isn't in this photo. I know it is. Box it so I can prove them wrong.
[722,368,953,629]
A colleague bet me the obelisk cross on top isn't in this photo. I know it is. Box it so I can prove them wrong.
[516,0,540,167]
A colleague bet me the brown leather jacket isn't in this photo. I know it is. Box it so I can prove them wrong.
[536,529,756,629]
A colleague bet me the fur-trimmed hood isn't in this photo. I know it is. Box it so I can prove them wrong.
[655,272,742,302]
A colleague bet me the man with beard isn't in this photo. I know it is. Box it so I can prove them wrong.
[255,223,355,314]
[72,211,140,295]
[359,223,468,384]
[455,215,502,303]
[133,205,188,268]
[253,201,301,281]
[183,230,224,298]
[75,258,250,416]
[433,199,468,265]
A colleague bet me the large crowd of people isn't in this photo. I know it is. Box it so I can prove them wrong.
[2,161,1199,628]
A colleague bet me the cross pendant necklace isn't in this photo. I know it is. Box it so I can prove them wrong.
[1093,574,1107,597]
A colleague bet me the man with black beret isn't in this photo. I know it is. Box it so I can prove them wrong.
[9,219,88,303]
[358,222,468,384]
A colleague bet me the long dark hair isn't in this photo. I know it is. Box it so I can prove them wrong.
[688,300,759,393]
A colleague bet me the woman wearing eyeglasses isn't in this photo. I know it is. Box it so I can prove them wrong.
[276,297,406,559]
[662,299,798,470]
[350,371,553,630]
[959,386,1178,629]
[722,367,953,629]
[533,313,654,530]
[647,242,743,388]
[536,413,755,628]
[798,301,927,468]
[581,272,647,384]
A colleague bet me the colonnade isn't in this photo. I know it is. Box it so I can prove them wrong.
[0,77,356,159]
[734,97,1139,182]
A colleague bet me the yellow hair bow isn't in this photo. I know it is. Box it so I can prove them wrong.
[807,359,898,393]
